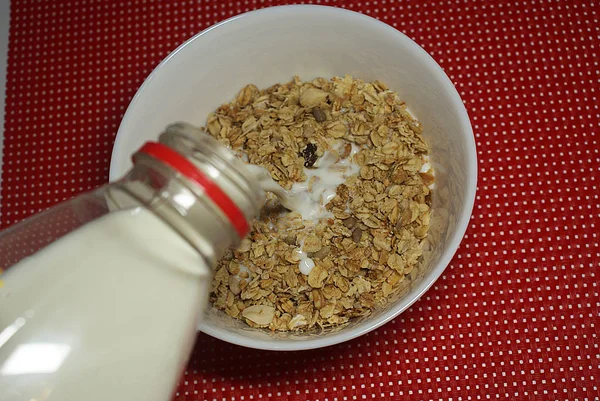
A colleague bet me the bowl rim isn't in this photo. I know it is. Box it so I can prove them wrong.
[110,4,477,351]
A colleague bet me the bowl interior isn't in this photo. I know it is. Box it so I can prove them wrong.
[110,5,476,350]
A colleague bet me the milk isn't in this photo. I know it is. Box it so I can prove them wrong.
[295,237,316,275]
[288,143,360,220]
[0,207,211,401]
[244,141,361,276]
[244,141,360,224]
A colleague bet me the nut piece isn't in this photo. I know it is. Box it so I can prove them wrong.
[310,245,330,260]
[312,107,327,122]
[308,264,328,288]
[320,303,336,319]
[326,121,347,138]
[303,234,322,253]
[288,314,308,330]
[312,289,325,309]
[382,282,393,297]
[206,114,221,137]
[228,275,242,295]
[395,207,413,230]
[300,87,328,107]
[342,216,357,229]
[241,305,275,326]
[340,143,352,159]
[387,253,405,273]
[236,84,259,107]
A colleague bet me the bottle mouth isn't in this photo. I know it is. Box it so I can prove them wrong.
[161,122,265,209]
[132,141,250,239]
[131,122,266,243]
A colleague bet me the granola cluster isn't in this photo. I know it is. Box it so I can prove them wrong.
[205,76,433,331]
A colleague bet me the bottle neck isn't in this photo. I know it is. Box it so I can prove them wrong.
[106,123,265,268]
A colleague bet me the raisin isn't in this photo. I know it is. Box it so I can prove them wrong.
[302,143,318,168]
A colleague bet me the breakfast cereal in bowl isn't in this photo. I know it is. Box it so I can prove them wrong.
[204,75,434,332]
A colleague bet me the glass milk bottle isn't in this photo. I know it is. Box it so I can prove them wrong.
[0,123,265,401]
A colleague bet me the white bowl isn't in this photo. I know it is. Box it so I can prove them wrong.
[110,5,477,350]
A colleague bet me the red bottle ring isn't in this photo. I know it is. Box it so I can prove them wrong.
[134,142,249,239]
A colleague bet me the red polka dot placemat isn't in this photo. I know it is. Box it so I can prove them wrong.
[2,0,599,400]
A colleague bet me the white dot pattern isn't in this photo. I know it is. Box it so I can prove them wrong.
[1,1,599,400]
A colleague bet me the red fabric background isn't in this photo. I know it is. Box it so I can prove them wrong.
[2,0,598,400]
